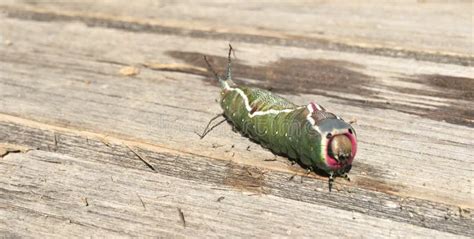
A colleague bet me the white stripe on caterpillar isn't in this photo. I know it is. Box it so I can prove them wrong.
[306,104,322,134]
[229,87,299,118]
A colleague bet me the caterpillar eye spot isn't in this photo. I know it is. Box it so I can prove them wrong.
[326,133,332,139]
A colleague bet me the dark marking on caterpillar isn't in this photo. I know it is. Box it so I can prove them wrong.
[204,45,358,191]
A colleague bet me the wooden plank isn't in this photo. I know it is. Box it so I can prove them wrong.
[0,2,472,66]
[0,16,472,204]
[0,121,470,238]
[0,2,473,237]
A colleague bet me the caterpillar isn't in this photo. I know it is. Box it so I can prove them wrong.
[203,45,357,191]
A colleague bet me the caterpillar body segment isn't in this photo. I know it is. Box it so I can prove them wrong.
[205,46,358,187]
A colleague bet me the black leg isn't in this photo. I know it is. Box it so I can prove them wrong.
[328,172,334,192]
[196,114,226,139]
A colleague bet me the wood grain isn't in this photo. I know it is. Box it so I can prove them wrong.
[1,0,471,61]
[0,119,471,238]
[0,1,472,238]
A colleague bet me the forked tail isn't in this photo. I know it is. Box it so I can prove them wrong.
[203,44,234,90]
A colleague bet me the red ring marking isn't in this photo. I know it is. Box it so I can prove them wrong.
[325,133,357,170]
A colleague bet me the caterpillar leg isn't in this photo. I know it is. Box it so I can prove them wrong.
[196,113,226,139]
[341,173,351,182]
[328,172,335,192]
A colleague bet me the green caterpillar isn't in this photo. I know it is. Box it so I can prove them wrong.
[204,46,357,190]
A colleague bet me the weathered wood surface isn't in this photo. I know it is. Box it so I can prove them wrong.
[0,1,473,238]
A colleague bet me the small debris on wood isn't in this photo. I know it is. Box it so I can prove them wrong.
[126,145,156,172]
[143,62,207,75]
[384,200,399,209]
[119,66,140,76]
[246,145,251,151]
[217,196,225,202]
[100,137,112,147]
[288,174,297,181]
[177,208,186,228]
[0,148,20,157]
[211,143,224,148]
[136,193,146,210]
[82,197,89,207]
[224,145,235,153]
[459,207,470,219]
[245,168,254,177]
[0,144,32,158]
[264,158,277,161]
[52,133,59,151]
[349,118,358,124]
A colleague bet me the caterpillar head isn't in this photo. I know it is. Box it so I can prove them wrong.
[321,124,357,172]
[325,130,357,170]
[306,103,357,173]
[329,134,353,162]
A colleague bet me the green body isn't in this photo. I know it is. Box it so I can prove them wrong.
[205,46,357,178]
[220,86,328,172]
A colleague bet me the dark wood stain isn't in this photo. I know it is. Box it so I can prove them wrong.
[353,177,400,194]
[394,74,474,127]
[167,51,373,97]
[352,161,390,179]
[420,74,474,95]
[409,74,473,101]
[4,6,472,66]
[223,163,266,193]
[168,51,473,127]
